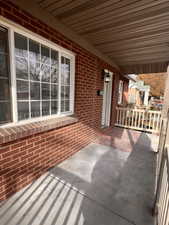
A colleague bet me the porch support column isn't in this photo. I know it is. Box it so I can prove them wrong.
[162,65,169,118]
[144,90,149,106]
[162,65,169,145]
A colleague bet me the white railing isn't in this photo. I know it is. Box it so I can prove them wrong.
[115,107,162,133]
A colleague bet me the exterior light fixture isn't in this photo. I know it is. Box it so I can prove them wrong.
[102,69,111,83]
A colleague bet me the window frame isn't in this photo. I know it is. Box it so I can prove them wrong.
[0,18,75,127]
[118,80,124,105]
[0,25,13,125]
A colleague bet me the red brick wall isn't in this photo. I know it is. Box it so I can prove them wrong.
[0,0,120,201]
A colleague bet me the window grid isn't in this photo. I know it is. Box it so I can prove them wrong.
[15,34,61,121]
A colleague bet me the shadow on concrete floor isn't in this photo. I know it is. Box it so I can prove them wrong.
[0,128,157,225]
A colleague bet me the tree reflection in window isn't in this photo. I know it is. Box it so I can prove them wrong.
[14,32,59,121]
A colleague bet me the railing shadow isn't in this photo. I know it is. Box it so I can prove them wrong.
[0,128,157,225]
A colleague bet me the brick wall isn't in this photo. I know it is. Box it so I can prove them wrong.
[0,0,120,201]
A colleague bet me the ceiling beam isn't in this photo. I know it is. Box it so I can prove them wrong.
[120,62,168,74]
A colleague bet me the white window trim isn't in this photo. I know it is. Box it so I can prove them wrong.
[0,17,75,128]
[118,80,124,105]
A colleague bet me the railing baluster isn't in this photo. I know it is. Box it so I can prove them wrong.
[122,108,124,126]
[116,107,119,124]
[138,110,141,128]
[124,109,126,126]
[131,110,134,128]
[148,112,152,129]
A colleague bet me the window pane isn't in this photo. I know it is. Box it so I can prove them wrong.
[61,56,70,85]
[65,58,70,85]
[61,86,64,99]
[30,82,40,100]
[41,45,50,65]
[51,49,58,67]
[17,80,29,100]
[64,71,70,85]
[14,33,28,58]
[29,39,40,62]
[0,26,8,54]
[51,84,58,100]
[41,64,50,82]
[65,86,70,99]
[17,101,29,121]
[0,102,11,124]
[0,54,9,77]
[42,101,50,116]
[0,26,11,124]
[65,100,70,112]
[42,83,50,100]
[61,86,70,99]
[61,100,64,112]
[0,78,11,101]
[31,101,40,118]
[15,56,28,80]
[51,67,58,83]
[61,56,64,85]
[30,61,40,81]
[51,101,58,114]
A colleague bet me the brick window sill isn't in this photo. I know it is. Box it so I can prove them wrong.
[0,116,78,145]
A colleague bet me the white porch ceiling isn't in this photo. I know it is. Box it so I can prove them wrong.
[35,0,169,73]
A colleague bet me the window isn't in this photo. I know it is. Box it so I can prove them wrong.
[14,33,60,120]
[0,21,75,126]
[118,80,123,104]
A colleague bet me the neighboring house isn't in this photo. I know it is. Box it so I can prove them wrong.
[0,1,129,201]
[139,73,166,109]
[139,73,167,97]
[128,75,150,107]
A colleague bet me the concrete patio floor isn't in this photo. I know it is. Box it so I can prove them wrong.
[0,128,158,225]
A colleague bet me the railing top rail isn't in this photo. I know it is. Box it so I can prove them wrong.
[116,107,162,114]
